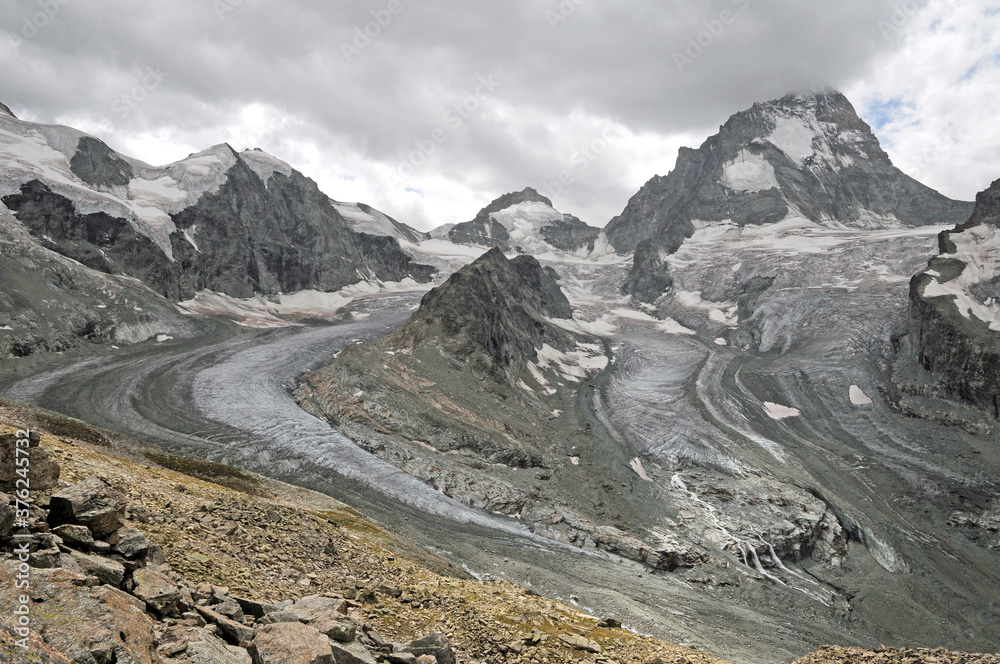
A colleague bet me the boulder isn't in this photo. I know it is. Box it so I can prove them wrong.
[312,614,356,643]
[161,625,253,664]
[48,478,125,537]
[0,431,60,492]
[0,562,158,664]
[258,609,301,625]
[329,639,377,664]
[248,622,334,664]
[70,550,125,587]
[28,547,63,569]
[133,568,183,616]
[109,525,151,559]
[404,634,456,664]
[234,595,277,619]
[557,632,601,654]
[196,605,254,647]
[52,524,95,550]
[287,594,348,623]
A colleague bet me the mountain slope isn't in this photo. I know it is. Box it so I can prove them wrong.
[0,104,435,355]
[604,91,974,301]
[440,187,600,255]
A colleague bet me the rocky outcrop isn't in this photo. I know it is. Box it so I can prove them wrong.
[0,468,456,664]
[70,136,135,190]
[905,178,1000,419]
[0,430,59,492]
[605,90,973,301]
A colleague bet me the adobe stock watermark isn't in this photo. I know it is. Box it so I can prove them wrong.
[392,74,502,180]
[878,0,957,40]
[673,0,751,73]
[341,0,412,63]
[547,0,587,31]
[95,66,168,134]
[540,124,627,200]
[10,429,35,650]
[214,0,246,20]
[8,0,72,52]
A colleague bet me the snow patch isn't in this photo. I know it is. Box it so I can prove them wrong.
[763,402,801,420]
[240,149,293,184]
[849,385,873,406]
[177,277,428,328]
[720,149,779,193]
[630,458,653,482]
[534,342,609,383]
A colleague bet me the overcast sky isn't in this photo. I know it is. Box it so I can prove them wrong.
[2,0,998,231]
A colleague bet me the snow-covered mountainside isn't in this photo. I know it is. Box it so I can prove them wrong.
[436,187,600,256]
[601,90,974,301]
[902,179,1000,419]
[0,103,435,357]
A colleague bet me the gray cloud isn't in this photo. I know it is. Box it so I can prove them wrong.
[1,0,991,231]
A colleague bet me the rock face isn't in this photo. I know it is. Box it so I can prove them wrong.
[603,90,973,301]
[441,187,599,255]
[905,178,1000,418]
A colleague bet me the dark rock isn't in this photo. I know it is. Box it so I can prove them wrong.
[404,634,456,664]
[109,525,151,559]
[0,495,14,540]
[48,477,126,538]
[905,178,1000,418]
[133,568,183,617]
[69,136,135,190]
[234,595,277,619]
[52,524,95,550]
[70,551,125,587]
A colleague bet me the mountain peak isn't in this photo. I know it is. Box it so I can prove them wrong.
[0,101,16,118]
[442,187,599,255]
[604,90,973,261]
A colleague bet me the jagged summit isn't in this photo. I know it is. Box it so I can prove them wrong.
[440,187,600,255]
[604,89,973,257]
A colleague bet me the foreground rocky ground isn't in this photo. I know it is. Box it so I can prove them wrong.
[0,404,729,664]
[0,403,996,664]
